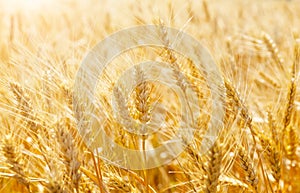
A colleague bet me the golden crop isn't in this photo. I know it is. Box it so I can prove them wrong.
[0,0,299,192]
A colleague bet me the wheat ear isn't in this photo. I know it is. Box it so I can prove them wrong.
[134,64,151,126]
[237,146,258,192]
[258,134,281,183]
[283,78,296,130]
[225,79,273,191]
[262,32,285,73]
[204,141,222,193]
[106,173,136,193]
[113,86,133,131]
[285,125,298,160]
[56,118,81,192]
[2,134,31,192]
[9,82,38,131]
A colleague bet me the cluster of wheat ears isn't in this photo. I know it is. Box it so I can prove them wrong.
[0,0,300,192]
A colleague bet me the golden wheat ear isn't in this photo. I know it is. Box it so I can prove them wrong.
[204,141,222,193]
[56,118,81,192]
[237,146,258,192]
[2,134,31,192]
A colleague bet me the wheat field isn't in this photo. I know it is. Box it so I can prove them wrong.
[0,0,300,192]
